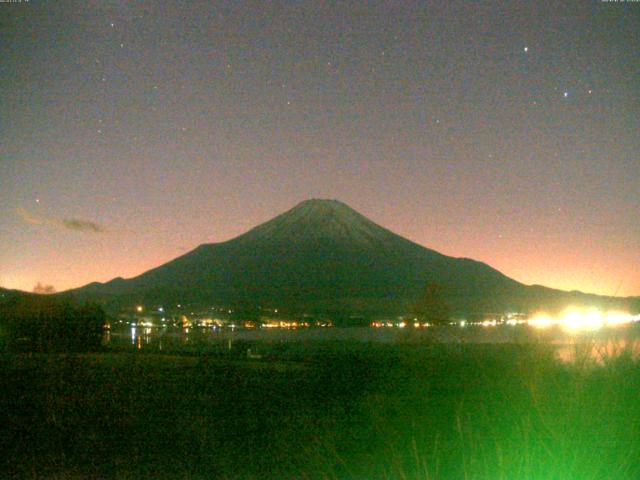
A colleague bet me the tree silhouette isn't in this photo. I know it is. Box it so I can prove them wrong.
[0,296,106,352]
[409,283,451,326]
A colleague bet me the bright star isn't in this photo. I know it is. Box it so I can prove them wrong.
[563,91,569,98]
[524,46,528,53]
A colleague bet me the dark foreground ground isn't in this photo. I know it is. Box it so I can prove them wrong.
[1,341,639,479]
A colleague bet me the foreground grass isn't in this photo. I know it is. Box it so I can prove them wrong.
[1,343,639,479]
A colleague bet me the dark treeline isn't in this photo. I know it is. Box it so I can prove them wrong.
[0,296,106,352]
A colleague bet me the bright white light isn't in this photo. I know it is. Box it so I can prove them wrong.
[529,308,638,331]
[561,309,585,331]
[460,320,466,328]
[528,314,554,329]
[580,309,604,330]
[606,311,634,326]
[561,308,606,331]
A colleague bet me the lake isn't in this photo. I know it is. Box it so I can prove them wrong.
[105,322,640,364]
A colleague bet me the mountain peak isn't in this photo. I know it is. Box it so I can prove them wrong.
[294,198,347,207]
[236,198,389,246]
[289,198,356,217]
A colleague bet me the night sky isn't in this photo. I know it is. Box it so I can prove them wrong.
[1,1,638,297]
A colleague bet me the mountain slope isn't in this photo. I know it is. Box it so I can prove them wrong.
[71,199,637,315]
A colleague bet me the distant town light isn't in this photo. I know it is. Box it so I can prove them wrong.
[136,305,143,313]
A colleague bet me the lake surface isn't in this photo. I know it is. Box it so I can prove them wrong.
[105,322,640,363]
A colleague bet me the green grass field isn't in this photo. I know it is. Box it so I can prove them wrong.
[1,342,639,479]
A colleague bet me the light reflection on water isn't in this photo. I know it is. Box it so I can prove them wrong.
[105,323,640,364]
[553,337,640,364]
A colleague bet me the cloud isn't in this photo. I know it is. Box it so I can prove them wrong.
[17,208,106,234]
[62,218,105,233]
[17,207,48,226]
[33,282,56,294]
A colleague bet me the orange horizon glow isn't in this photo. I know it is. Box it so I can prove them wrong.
[3,216,638,298]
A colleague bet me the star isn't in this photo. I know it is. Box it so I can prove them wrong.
[524,46,528,53]
[110,22,115,28]
[563,91,569,98]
